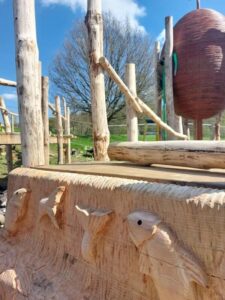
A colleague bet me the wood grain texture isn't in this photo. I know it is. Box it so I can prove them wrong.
[108,141,225,169]
[13,0,44,167]
[0,168,225,298]
[85,0,110,161]
[127,211,207,300]
[33,161,225,189]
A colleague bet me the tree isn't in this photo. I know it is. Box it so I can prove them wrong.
[50,13,154,122]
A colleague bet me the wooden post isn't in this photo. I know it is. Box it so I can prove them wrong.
[194,119,203,140]
[55,96,64,164]
[214,113,221,141]
[85,0,110,161]
[0,97,13,172]
[11,115,15,133]
[65,107,71,164]
[42,76,49,165]
[13,0,44,167]
[154,41,161,140]
[125,64,138,142]
[197,0,200,9]
[100,57,187,140]
[165,16,182,140]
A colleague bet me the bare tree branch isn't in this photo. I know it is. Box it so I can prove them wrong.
[50,13,154,121]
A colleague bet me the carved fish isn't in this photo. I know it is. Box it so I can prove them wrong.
[75,205,113,263]
[38,186,65,229]
[5,188,30,234]
[127,211,208,300]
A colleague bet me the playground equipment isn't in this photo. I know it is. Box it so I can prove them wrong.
[173,8,225,139]
[0,78,72,170]
[2,0,225,299]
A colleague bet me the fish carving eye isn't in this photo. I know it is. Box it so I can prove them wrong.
[137,220,142,226]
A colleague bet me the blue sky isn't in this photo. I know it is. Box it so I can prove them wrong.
[0,0,225,115]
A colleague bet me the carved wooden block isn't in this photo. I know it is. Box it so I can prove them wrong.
[75,205,113,263]
[0,168,225,299]
[127,211,208,300]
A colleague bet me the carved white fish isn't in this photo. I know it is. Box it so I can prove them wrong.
[38,186,65,229]
[5,188,30,235]
[75,205,113,263]
[127,211,208,300]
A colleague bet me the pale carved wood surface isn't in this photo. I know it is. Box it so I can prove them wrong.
[1,168,225,298]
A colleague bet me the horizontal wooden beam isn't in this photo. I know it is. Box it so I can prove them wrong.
[0,133,71,145]
[108,141,225,169]
[0,78,17,87]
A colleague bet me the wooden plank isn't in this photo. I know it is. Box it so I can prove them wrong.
[0,133,68,145]
[33,161,225,189]
[108,141,225,169]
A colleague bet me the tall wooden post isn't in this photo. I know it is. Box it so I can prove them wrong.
[214,113,221,141]
[85,0,110,161]
[196,0,200,9]
[194,120,203,140]
[65,107,71,164]
[125,64,138,142]
[55,96,64,164]
[13,0,44,166]
[42,76,49,165]
[11,115,15,133]
[165,16,182,140]
[0,97,13,172]
[154,41,161,140]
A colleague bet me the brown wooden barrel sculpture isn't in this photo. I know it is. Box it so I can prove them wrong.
[173,9,225,139]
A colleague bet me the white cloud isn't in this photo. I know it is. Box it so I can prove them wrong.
[40,0,146,31]
[157,29,165,47]
[2,93,17,101]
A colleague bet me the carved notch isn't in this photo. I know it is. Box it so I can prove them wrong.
[127,211,208,300]
[38,186,65,229]
[75,205,113,263]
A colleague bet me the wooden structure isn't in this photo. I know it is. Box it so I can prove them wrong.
[108,141,225,169]
[0,93,72,168]
[165,16,182,138]
[85,0,110,161]
[0,166,224,299]
[2,0,225,299]
[173,8,225,139]
[125,64,138,142]
[13,0,45,167]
